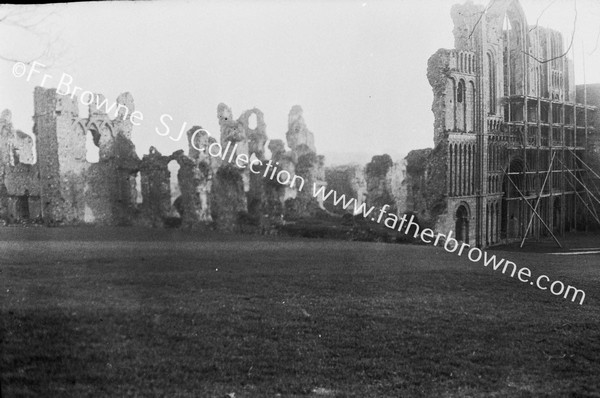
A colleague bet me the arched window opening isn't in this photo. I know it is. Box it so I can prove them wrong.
[502,12,525,97]
[168,160,181,217]
[86,129,100,163]
[135,172,143,205]
[457,80,465,103]
[248,113,257,130]
[456,205,470,243]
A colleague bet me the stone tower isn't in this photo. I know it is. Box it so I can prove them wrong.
[34,87,85,224]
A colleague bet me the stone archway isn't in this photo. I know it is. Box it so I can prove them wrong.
[455,204,470,243]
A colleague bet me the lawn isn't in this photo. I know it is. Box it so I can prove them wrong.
[1,227,599,397]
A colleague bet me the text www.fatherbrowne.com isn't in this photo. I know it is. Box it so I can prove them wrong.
[311,184,586,305]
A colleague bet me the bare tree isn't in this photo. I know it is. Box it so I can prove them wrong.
[0,4,67,66]
[523,0,578,64]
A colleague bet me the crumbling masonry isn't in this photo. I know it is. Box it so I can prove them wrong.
[0,88,326,231]
[401,0,600,248]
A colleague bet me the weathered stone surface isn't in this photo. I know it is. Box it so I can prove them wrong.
[218,103,249,161]
[365,154,395,211]
[12,130,35,165]
[401,146,447,227]
[267,139,297,204]
[171,149,205,229]
[238,108,268,160]
[15,88,144,225]
[268,139,286,160]
[187,126,211,162]
[286,105,315,157]
[218,103,250,191]
[214,104,255,230]
[0,110,40,225]
[284,106,325,217]
[185,126,218,224]
[139,147,171,227]
[210,163,247,232]
[324,164,367,214]
[0,183,8,223]
[427,49,454,147]
[450,2,483,51]
[0,87,350,233]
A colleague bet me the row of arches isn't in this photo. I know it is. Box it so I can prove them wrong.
[487,141,507,173]
[447,77,476,133]
[72,120,114,164]
[448,141,476,197]
[488,174,502,194]
[457,51,475,74]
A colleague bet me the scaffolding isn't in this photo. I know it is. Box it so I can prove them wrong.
[488,22,600,247]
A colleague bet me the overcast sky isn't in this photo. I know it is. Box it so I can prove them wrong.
[1,0,599,165]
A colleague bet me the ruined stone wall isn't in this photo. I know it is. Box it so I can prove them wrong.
[210,164,246,232]
[283,106,325,218]
[12,130,35,165]
[268,139,296,204]
[184,126,218,225]
[3,87,325,231]
[33,88,75,223]
[217,103,250,191]
[0,110,41,223]
[3,163,41,221]
[365,154,395,211]
[389,161,406,215]
[139,147,171,227]
[0,183,7,222]
[263,139,292,219]
[400,144,448,230]
[31,88,142,225]
[324,164,366,214]
[211,104,251,231]
[428,49,454,146]
[286,105,315,156]
[239,109,268,221]
[84,116,140,225]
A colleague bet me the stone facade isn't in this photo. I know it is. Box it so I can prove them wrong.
[399,0,600,247]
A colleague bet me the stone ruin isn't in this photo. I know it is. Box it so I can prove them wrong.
[323,0,600,249]
[0,87,327,232]
[323,155,405,217]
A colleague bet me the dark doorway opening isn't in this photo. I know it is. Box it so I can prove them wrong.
[16,190,30,220]
[455,205,469,243]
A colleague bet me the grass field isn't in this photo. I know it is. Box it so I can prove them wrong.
[1,227,600,397]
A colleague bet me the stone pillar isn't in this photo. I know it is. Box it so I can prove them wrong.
[139,147,172,227]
